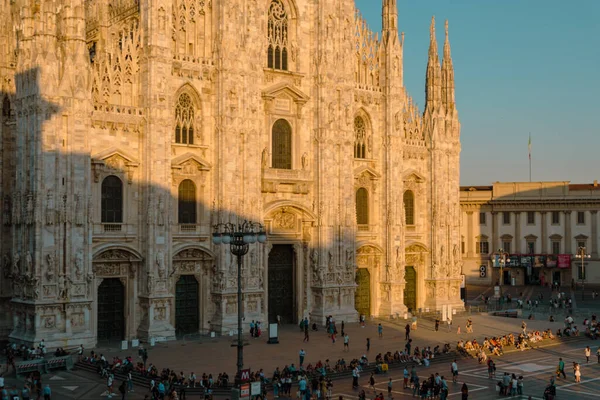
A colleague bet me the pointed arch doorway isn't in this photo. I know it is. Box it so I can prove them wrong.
[175,275,200,336]
[355,268,370,317]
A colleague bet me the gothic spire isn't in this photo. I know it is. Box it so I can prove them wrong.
[382,0,398,34]
[425,16,441,113]
[442,20,456,112]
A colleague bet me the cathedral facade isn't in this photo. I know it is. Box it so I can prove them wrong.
[0,0,462,347]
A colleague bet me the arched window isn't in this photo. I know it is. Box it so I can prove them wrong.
[272,119,292,169]
[178,180,197,224]
[175,93,195,145]
[356,188,369,225]
[101,176,123,223]
[267,0,289,70]
[404,190,415,225]
[354,116,367,158]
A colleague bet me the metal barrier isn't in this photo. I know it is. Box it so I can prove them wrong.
[15,359,47,378]
[46,355,74,372]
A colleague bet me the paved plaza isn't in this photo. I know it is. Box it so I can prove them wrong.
[3,285,599,399]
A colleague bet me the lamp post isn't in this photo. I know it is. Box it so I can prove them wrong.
[212,221,267,382]
[497,249,510,292]
[575,246,590,301]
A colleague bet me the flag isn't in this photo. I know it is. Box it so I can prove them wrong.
[528,134,531,160]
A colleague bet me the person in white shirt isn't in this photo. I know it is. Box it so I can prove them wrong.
[585,346,591,363]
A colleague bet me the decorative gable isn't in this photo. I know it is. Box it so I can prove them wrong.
[354,166,380,189]
[403,169,425,183]
[91,148,140,183]
[171,153,212,174]
[262,82,310,116]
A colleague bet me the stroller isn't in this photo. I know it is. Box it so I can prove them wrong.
[543,384,556,400]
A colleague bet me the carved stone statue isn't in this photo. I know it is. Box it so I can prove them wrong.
[157,196,165,226]
[12,191,21,225]
[74,193,85,226]
[74,251,83,280]
[345,249,354,272]
[327,251,334,272]
[25,193,34,225]
[12,252,20,277]
[2,253,10,278]
[87,195,93,224]
[261,147,269,168]
[301,153,308,170]
[58,275,71,299]
[45,190,55,225]
[46,253,56,281]
[156,250,165,278]
[3,196,10,226]
[25,251,33,277]
[147,271,153,294]
[431,263,438,279]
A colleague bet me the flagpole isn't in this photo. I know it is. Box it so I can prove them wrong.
[528,133,532,182]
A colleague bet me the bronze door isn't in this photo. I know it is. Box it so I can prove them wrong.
[97,278,125,342]
[268,244,295,324]
[355,268,371,316]
[404,266,417,312]
[175,275,199,337]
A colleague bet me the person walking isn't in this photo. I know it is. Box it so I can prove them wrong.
[343,334,350,351]
[412,375,420,397]
[303,323,310,342]
[405,323,411,340]
[460,383,468,400]
[387,378,393,399]
[299,349,306,367]
[597,346,600,363]
[556,358,566,379]
[378,323,383,339]
[369,373,376,393]
[585,346,591,363]
[574,363,581,383]
[517,376,524,395]
[451,360,459,383]
[402,367,409,389]
[366,338,371,352]
[118,381,127,400]
[447,318,452,332]
[352,366,360,389]
[435,319,440,331]
[521,321,527,335]
[43,384,51,400]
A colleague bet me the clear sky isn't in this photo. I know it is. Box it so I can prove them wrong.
[354,0,600,186]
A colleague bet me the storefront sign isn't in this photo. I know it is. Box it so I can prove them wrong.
[546,255,557,268]
[533,255,546,268]
[520,256,532,268]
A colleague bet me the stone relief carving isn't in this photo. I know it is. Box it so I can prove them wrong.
[273,210,295,229]
[93,263,121,276]
[25,251,33,277]
[73,251,83,281]
[301,152,308,170]
[147,271,153,294]
[2,253,10,278]
[58,275,71,299]
[157,195,165,226]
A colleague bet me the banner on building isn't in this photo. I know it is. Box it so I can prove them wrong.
[546,255,557,268]
[557,254,571,269]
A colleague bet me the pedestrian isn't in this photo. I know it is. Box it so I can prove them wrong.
[447,318,452,332]
[387,378,393,399]
[574,363,581,383]
[556,358,566,379]
[405,339,412,355]
[510,374,518,396]
[369,373,376,393]
[304,323,309,342]
[405,323,411,340]
[585,346,591,363]
[412,374,420,397]
[43,384,51,400]
[127,370,133,393]
[118,381,127,400]
[521,321,527,335]
[77,343,84,362]
[341,321,345,336]
[352,367,360,389]
[299,349,305,367]
[366,338,370,352]
[597,346,600,363]
[435,319,440,331]
[21,385,30,400]
[517,376,523,395]
[457,325,461,334]
[343,334,350,351]
[451,360,459,383]
[107,373,114,398]
[403,367,409,389]
[460,383,468,400]
[378,323,383,338]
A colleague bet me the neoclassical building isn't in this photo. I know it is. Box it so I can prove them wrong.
[0,0,462,347]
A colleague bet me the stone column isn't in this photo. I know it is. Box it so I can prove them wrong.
[565,211,572,253]
[514,212,521,253]
[491,212,498,251]
[541,212,547,253]
[591,211,598,258]
[466,212,474,257]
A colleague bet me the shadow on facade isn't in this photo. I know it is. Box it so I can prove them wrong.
[0,72,417,349]
[461,182,600,289]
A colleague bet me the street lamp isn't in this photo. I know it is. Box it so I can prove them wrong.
[497,249,510,291]
[212,220,267,382]
[575,246,590,300]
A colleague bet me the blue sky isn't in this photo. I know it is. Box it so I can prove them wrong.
[355,0,600,186]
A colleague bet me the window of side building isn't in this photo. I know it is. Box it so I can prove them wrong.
[577,211,585,225]
[502,241,511,254]
[527,241,535,254]
[479,212,486,225]
[502,212,510,225]
[476,240,489,254]
[552,241,560,255]
[527,211,535,225]
[551,211,560,225]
